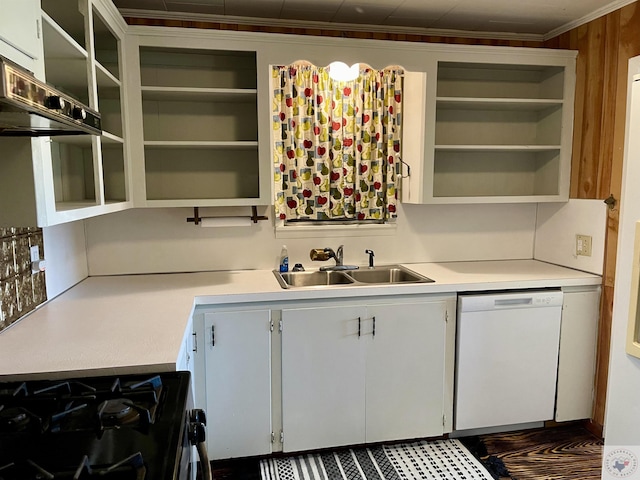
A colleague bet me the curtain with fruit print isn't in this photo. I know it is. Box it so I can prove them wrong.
[272,64,402,221]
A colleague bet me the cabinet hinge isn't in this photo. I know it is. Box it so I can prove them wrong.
[445,311,449,323]
[279,320,283,332]
[211,325,215,347]
[271,432,275,443]
[443,414,446,426]
[270,320,274,332]
[36,19,41,39]
[192,332,197,353]
[280,430,284,443]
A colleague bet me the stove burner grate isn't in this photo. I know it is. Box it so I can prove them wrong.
[0,452,146,479]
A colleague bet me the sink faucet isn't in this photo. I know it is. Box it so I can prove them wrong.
[334,245,344,266]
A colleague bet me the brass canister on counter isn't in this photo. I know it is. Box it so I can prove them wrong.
[310,249,330,261]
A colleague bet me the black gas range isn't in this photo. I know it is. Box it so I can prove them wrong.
[0,371,207,480]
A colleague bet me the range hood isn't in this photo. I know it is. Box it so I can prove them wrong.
[0,56,101,137]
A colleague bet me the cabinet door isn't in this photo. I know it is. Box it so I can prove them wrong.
[204,310,272,459]
[365,301,447,443]
[281,306,365,452]
[555,288,600,421]
[0,0,41,66]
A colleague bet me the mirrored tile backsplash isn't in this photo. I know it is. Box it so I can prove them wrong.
[0,227,47,333]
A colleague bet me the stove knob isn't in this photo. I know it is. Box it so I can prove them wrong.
[46,95,65,110]
[72,106,87,120]
[190,408,207,426]
[188,421,206,445]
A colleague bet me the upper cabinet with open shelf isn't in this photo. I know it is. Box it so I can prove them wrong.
[0,0,131,227]
[126,32,269,208]
[402,53,576,204]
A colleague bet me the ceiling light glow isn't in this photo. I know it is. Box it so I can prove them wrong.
[328,61,360,81]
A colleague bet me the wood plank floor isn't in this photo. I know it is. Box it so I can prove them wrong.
[476,424,603,480]
[207,424,603,479]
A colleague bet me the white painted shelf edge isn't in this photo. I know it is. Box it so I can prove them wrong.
[102,131,124,144]
[427,194,568,204]
[95,62,121,88]
[436,97,563,111]
[140,86,257,101]
[143,141,258,149]
[434,145,562,151]
[144,198,264,208]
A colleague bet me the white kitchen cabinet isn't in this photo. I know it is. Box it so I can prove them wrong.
[0,0,131,227]
[281,305,366,451]
[402,50,576,204]
[281,295,454,452]
[365,302,448,443]
[0,0,42,72]
[125,29,270,208]
[201,309,272,460]
[555,286,601,422]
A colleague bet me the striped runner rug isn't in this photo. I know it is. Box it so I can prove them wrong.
[260,439,495,480]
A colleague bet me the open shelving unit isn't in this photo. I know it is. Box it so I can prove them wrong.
[135,46,260,207]
[92,5,126,205]
[431,61,570,202]
[34,0,130,221]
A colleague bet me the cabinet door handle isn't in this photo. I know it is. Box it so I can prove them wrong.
[358,317,361,337]
[211,325,215,347]
[372,316,376,337]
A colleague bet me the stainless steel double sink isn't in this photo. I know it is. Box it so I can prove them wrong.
[273,265,434,289]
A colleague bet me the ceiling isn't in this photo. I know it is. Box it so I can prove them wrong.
[112,0,635,39]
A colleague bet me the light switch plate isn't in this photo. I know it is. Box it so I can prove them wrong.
[30,245,40,262]
[576,234,593,256]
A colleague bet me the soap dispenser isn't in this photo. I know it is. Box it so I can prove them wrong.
[279,245,289,272]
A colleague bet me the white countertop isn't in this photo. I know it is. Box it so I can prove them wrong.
[0,260,601,380]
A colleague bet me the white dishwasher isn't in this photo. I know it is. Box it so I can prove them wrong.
[455,290,563,431]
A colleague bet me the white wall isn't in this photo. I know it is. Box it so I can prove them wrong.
[84,202,537,275]
[43,221,88,298]
[534,199,607,275]
[604,57,640,448]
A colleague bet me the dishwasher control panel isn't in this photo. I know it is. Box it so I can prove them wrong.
[458,290,563,312]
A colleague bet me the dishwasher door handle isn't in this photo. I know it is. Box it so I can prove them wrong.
[494,297,533,307]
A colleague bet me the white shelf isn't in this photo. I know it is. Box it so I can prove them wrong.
[436,97,563,111]
[141,86,257,102]
[51,135,93,146]
[41,12,88,94]
[41,12,88,60]
[145,198,262,208]
[96,62,121,89]
[55,200,99,211]
[102,132,124,145]
[144,141,258,149]
[435,145,562,152]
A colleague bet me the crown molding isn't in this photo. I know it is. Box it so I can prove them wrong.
[544,0,637,40]
[117,8,546,43]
